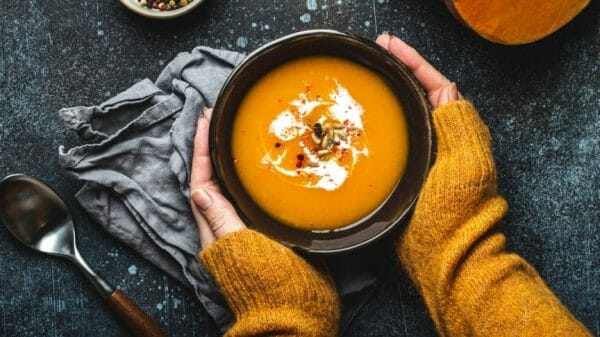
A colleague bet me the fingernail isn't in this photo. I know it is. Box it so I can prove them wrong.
[199,107,208,120]
[447,82,459,101]
[204,107,213,119]
[191,188,213,211]
[200,106,209,118]
[436,85,449,107]
[381,31,390,36]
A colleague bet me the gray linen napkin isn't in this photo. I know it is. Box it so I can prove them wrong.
[58,46,376,334]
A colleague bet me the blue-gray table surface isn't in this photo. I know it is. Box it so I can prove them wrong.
[0,1,598,336]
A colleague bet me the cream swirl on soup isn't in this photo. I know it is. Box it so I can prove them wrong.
[261,82,369,191]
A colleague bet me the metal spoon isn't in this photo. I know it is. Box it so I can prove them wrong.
[0,174,167,337]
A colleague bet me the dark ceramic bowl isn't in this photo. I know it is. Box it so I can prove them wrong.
[210,30,432,253]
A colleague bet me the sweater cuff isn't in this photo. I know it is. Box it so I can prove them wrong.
[432,100,493,156]
[199,229,338,318]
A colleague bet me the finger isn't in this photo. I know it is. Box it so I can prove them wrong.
[191,187,246,239]
[191,201,216,248]
[387,37,450,94]
[203,107,213,119]
[436,82,461,107]
[191,108,214,188]
[375,32,391,49]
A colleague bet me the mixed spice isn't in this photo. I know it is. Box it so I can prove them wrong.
[276,119,357,170]
[262,82,368,191]
[138,0,192,11]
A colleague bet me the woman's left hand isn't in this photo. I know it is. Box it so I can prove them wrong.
[190,108,246,249]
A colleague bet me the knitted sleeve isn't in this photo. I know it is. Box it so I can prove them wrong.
[397,100,592,337]
[199,229,339,337]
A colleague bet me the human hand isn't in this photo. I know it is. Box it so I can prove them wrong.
[192,110,339,335]
[376,32,500,278]
[375,32,463,108]
[375,32,496,216]
[190,108,246,249]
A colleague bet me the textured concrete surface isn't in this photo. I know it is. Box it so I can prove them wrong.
[0,0,598,336]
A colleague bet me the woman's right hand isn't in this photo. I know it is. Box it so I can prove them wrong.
[376,33,592,337]
[376,32,501,269]
[376,32,463,108]
[375,33,500,253]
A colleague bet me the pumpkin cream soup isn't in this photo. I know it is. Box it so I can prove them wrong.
[232,56,409,230]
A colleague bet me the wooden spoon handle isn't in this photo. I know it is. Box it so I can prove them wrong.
[106,289,167,337]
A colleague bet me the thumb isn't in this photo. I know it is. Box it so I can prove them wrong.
[191,187,246,239]
[436,82,462,107]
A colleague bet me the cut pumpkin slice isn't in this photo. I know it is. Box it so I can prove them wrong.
[444,0,590,45]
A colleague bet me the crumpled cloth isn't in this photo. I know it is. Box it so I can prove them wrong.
[58,46,376,333]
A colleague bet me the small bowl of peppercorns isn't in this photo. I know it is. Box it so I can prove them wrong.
[120,0,204,19]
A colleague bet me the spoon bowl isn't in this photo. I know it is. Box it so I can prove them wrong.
[0,175,76,256]
[0,174,166,337]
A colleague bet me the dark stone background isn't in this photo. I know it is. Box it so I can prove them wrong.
[0,0,598,336]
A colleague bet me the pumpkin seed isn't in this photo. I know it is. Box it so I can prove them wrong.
[318,149,331,157]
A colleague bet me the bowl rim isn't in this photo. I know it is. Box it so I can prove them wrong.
[210,29,433,254]
[119,0,204,19]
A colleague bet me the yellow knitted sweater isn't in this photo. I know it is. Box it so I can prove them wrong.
[199,100,591,337]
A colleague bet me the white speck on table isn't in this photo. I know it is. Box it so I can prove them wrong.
[300,13,311,23]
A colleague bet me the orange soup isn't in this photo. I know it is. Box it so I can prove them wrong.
[232,56,409,230]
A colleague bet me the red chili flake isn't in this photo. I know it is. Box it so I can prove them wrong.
[357,132,361,137]
[343,120,349,126]
[296,154,304,161]
[275,142,281,148]
[296,161,303,168]
[334,140,341,146]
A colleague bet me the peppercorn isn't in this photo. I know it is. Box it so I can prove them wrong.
[313,122,322,138]
[140,0,192,10]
